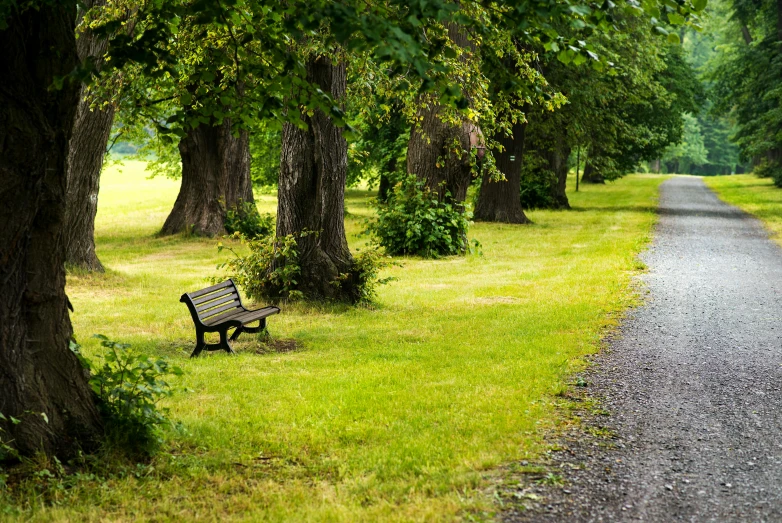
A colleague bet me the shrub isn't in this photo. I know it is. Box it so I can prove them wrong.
[218,231,395,304]
[519,164,558,209]
[753,158,782,187]
[224,200,274,239]
[336,248,397,304]
[218,231,306,302]
[367,174,471,258]
[79,336,183,455]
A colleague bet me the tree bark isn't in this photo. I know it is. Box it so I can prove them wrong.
[64,0,114,272]
[0,3,103,458]
[406,105,473,202]
[546,139,572,209]
[378,171,392,202]
[581,161,605,184]
[407,23,474,203]
[160,119,254,236]
[277,55,357,302]
[474,121,531,223]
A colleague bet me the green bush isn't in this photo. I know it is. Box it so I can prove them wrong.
[218,232,395,304]
[367,174,471,258]
[224,200,274,239]
[753,158,782,187]
[218,232,306,302]
[519,166,558,209]
[77,336,183,455]
[337,248,397,304]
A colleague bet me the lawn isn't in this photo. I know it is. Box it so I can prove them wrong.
[4,162,665,522]
[704,174,782,245]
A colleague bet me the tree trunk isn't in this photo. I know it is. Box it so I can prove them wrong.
[406,104,473,202]
[581,161,605,184]
[277,56,356,302]
[160,120,253,236]
[546,140,571,209]
[474,121,531,223]
[407,23,474,203]
[378,165,393,202]
[64,0,114,272]
[0,3,103,459]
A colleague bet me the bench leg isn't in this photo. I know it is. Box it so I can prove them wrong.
[190,329,206,358]
[229,326,244,342]
[239,318,267,335]
[219,329,235,355]
[191,329,235,357]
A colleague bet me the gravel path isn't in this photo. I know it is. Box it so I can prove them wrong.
[506,176,782,522]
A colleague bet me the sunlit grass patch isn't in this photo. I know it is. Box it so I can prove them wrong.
[12,167,668,521]
[704,174,782,245]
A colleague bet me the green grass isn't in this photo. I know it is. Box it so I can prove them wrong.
[4,162,666,521]
[704,174,782,245]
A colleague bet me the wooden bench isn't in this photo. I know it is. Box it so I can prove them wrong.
[180,279,280,358]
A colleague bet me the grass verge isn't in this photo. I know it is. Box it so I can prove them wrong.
[3,163,666,522]
[703,174,782,245]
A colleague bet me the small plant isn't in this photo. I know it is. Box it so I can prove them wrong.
[224,199,274,239]
[0,413,20,462]
[536,473,565,486]
[86,335,183,454]
[366,173,471,258]
[217,231,308,302]
[334,247,398,304]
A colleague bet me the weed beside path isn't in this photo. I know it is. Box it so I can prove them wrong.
[9,166,665,521]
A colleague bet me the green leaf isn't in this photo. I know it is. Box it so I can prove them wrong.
[667,32,681,44]
[667,12,685,25]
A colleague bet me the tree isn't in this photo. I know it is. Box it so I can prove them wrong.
[0,2,103,458]
[276,55,357,300]
[709,0,782,183]
[474,121,531,223]
[64,0,117,271]
[161,117,255,237]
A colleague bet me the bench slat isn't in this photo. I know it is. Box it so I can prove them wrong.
[188,280,233,299]
[192,288,236,306]
[199,299,243,320]
[204,306,280,327]
[195,292,239,312]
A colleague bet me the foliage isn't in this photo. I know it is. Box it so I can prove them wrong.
[520,157,560,209]
[217,231,394,304]
[249,121,281,188]
[0,413,19,462]
[662,113,709,172]
[708,0,782,182]
[217,232,306,302]
[367,174,471,257]
[224,200,274,239]
[340,248,397,304]
[84,335,183,455]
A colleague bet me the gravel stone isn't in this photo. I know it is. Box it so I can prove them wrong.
[504,177,782,522]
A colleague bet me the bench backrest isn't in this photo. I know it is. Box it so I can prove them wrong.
[180,279,245,326]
